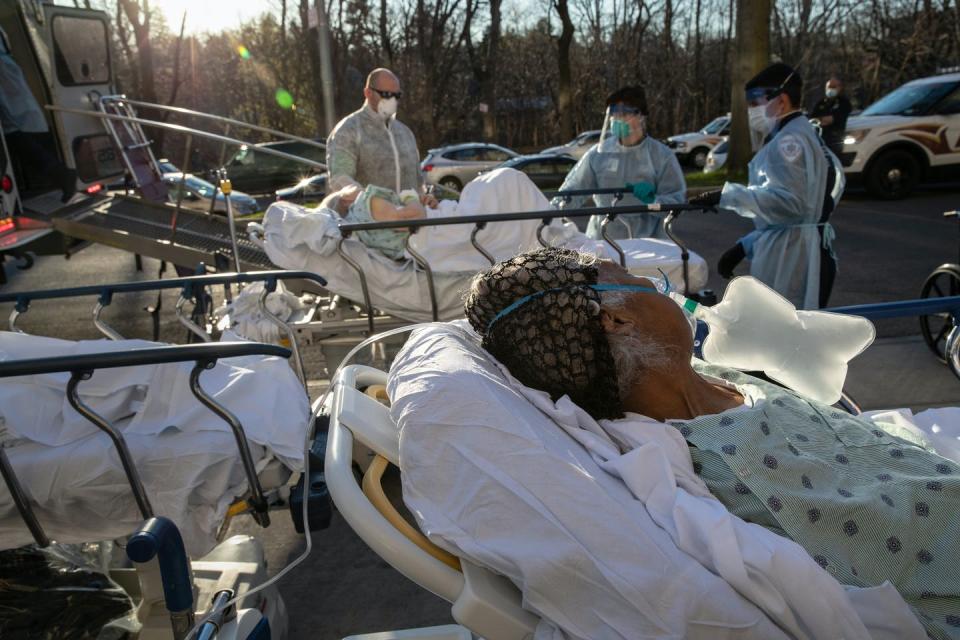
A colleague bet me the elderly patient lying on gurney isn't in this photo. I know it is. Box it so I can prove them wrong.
[257,168,709,322]
[0,332,309,556]
[394,247,960,639]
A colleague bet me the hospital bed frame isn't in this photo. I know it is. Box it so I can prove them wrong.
[0,342,296,640]
[326,295,960,640]
[0,269,327,390]
[334,201,712,334]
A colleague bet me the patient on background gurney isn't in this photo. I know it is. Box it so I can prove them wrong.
[388,247,960,639]
[256,168,708,322]
[323,183,428,260]
[0,332,309,556]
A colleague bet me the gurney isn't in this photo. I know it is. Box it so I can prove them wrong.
[0,342,315,639]
[253,197,713,335]
[324,294,960,639]
[0,271,337,639]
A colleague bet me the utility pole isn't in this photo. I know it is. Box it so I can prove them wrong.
[314,1,336,135]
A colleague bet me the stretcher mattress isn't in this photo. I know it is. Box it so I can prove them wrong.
[0,333,309,555]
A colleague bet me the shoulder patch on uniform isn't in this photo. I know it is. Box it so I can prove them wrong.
[778,134,804,163]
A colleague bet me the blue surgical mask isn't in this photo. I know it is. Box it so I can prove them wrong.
[825,88,839,99]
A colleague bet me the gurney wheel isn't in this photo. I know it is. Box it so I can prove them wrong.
[920,265,960,363]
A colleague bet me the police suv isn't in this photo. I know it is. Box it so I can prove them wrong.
[840,72,960,199]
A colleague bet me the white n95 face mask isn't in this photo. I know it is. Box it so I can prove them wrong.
[748,105,775,136]
[825,88,839,98]
[377,97,398,119]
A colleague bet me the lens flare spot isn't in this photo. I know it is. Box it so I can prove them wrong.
[236,45,251,60]
[275,89,294,109]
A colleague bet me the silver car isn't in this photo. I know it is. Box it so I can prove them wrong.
[541,130,602,160]
[421,143,518,191]
[162,172,259,215]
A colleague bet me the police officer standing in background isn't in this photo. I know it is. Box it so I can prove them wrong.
[811,77,853,155]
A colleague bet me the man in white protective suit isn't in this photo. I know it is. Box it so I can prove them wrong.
[326,68,437,209]
[691,63,844,309]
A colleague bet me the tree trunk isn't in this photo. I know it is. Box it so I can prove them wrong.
[554,0,575,140]
[727,0,770,176]
[481,0,502,140]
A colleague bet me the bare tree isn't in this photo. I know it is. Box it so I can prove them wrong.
[553,0,576,139]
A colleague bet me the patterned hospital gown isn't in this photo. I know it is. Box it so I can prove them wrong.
[672,362,960,640]
[343,184,409,260]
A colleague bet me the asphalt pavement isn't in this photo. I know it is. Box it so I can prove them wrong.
[1,183,960,638]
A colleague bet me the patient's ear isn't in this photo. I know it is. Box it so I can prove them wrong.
[599,308,635,334]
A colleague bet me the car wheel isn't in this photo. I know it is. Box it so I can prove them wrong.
[690,147,709,169]
[439,176,462,192]
[866,149,921,200]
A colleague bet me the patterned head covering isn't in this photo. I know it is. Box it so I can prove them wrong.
[464,247,623,419]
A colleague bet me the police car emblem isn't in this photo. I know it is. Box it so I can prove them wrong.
[778,134,803,162]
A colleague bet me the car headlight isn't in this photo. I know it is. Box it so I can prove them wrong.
[676,141,688,150]
[843,129,870,145]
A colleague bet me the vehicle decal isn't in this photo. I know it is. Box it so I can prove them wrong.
[882,124,958,156]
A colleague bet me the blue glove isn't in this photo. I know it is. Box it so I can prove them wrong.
[627,181,656,204]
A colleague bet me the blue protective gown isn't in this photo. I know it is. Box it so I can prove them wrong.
[0,28,48,133]
[719,115,844,309]
[552,135,687,240]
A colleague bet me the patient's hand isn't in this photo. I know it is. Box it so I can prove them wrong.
[369,196,427,222]
[421,193,439,209]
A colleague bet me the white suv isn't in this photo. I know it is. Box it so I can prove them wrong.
[666,115,730,168]
[840,72,960,199]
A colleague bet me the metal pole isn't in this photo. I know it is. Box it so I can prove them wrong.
[171,133,193,241]
[315,1,337,134]
[67,372,154,519]
[0,448,50,547]
[219,169,242,273]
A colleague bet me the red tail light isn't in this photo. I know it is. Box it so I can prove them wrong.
[0,218,14,233]
[422,164,434,172]
[1,175,12,193]
[85,183,103,194]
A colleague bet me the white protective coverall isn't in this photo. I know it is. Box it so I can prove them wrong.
[719,114,844,309]
[552,135,687,241]
[325,104,422,194]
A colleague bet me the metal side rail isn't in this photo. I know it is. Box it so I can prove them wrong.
[0,342,292,547]
[1,270,326,392]
[337,202,712,330]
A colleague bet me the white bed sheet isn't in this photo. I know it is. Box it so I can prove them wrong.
[388,321,925,640]
[259,169,707,323]
[0,332,309,556]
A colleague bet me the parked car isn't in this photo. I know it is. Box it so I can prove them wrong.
[223,139,326,195]
[480,154,578,190]
[162,172,259,215]
[666,115,730,168]
[541,130,602,160]
[275,173,328,202]
[421,143,518,191]
[839,72,960,199]
[704,139,728,173]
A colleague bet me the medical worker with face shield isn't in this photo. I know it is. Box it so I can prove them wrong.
[551,86,687,240]
[326,68,437,208]
[692,63,844,309]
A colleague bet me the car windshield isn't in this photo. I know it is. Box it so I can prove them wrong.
[862,81,959,116]
[701,117,728,134]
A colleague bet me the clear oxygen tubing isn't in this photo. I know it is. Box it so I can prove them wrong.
[183,322,451,639]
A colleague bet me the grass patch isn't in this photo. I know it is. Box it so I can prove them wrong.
[685,168,748,188]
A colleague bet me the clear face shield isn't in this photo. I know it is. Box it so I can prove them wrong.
[745,87,780,149]
[598,104,647,150]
